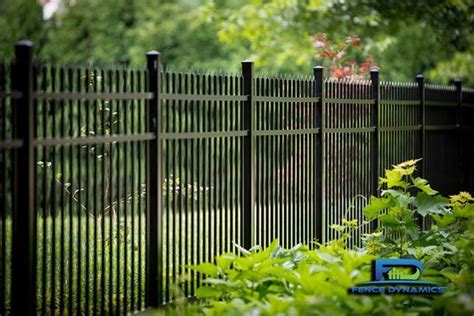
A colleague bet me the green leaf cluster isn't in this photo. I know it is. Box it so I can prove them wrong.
[178,160,474,315]
[2,0,473,84]
[188,241,400,315]
[363,159,450,256]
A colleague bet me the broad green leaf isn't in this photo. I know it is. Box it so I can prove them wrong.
[414,192,449,217]
[191,262,219,277]
[380,169,404,188]
[364,196,395,219]
[393,158,421,171]
[449,191,474,207]
[381,189,414,208]
[195,286,222,299]
[234,256,258,270]
[317,251,340,263]
[230,298,245,307]
[440,270,458,281]
[216,253,236,271]
[260,266,298,281]
[422,245,438,253]
[202,278,239,287]
[432,213,455,227]
[379,214,400,228]
[412,177,438,195]
[265,239,280,257]
[442,242,457,252]
[289,243,305,253]
[453,203,474,218]
[255,257,288,270]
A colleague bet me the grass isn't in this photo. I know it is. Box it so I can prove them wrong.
[0,206,242,314]
[1,215,146,315]
[0,200,361,314]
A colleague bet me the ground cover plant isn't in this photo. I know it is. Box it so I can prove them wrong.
[182,159,474,315]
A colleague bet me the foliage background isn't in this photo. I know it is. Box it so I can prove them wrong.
[0,0,473,82]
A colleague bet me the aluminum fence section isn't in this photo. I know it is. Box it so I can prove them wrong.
[461,88,474,191]
[1,40,474,315]
[379,81,420,173]
[34,63,150,315]
[424,84,460,195]
[253,74,318,249]
[323,78,375,247]
[0,42,153,315]
[158,69,245,303]
[33,63,150,314]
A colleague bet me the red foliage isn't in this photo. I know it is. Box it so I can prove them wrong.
[311,33,377,80]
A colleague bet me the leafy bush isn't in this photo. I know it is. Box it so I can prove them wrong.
[363,158,449,257]
[182,160,474,315]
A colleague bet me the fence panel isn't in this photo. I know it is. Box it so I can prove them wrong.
[424,84,460,195]
[159,69,245,303]
[35,64,149,315]
[1,42,474,315]
[253,74,317,248]
[322,79,374,246]
[379,81,421,173]
[462,88,474,191]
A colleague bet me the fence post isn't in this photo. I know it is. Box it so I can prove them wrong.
[145,50,162,307]
[11,40,36,316]
[241,60,254,249]
[416,75,425,176]
[416,74,425,227]
[370,69,380,231]
[454,79,464,191]
[314,66,324,244]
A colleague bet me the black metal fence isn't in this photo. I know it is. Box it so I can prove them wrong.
[0,40,473,315]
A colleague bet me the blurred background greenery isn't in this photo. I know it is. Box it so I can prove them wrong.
[1,0,473,84]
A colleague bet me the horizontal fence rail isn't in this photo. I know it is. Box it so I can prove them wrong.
[0,40,473,315]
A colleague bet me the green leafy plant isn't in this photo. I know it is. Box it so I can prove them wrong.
[363,159,449,256]
[426,192,474,313]
[189,240,384,315]
[180,159,474,315]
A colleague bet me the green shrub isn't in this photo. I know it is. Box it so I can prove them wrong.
[183,159,474,315]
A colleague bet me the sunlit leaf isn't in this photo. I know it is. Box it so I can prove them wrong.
[364,196,395,219]
[190,262,219,277]
[412,177,438,195]
[195,286,222,299]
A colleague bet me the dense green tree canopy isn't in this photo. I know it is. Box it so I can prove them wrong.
[204,0,474,83]
[0,0,472,84]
